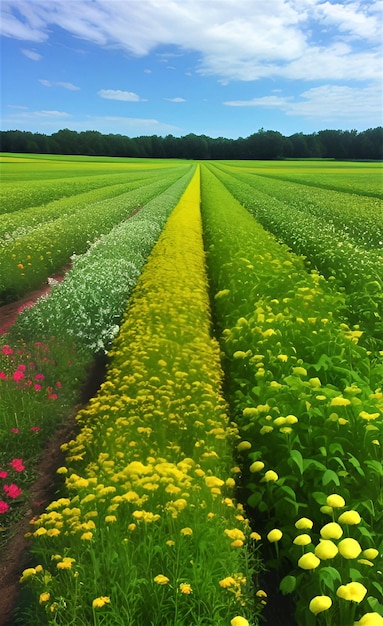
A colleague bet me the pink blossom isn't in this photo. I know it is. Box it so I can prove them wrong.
[3,483,22,498]
[0,372,7,380]
[48,393,58,400]
[56,381,62,388]
[11,429,19,434]
[10,459,25,472]
[0,472,8,479]
[30,427,41,432]
[35,373,45,381]
[0,500,9,514]
[1,345,13,355]
[34,384,42,391]
[13,370,24,382]
[17,364,27,371]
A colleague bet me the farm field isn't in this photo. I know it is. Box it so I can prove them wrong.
[0,154,382,626]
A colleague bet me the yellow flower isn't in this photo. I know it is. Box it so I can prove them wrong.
[231,617,249,626]
[359,411,380,421]
[264,470,278,482]
[292,366,307,376]
[358,559,374,567]
[309,377,321,388]
[105,515,117,523]
[295,517,313,530]
[260,425,273,434]
[20,567,37,583]
[153,574,169,585]
[277,354,288,362]
[231,539,244,548]
[220,577,236,588]
[330,397,351,406]
[354,613,383,626]
[92,596,110,608]
[81,531,93,541]
[338,510,361,525]
[309,595,332,615]
[362,548,379,560]
[326,494,345,508]
[225,528,246,542]
[320,522,343,539]
[39,592,50,604]
[179,583,192,594]
[267,529,282,543]
[338,538,362,559]
[57,557,75,570]
[237,441,252,452]
[250,531,261,541]
[298,553,320,570]
[180,527,193,536]
[205,476,225,488]
[314,540,338,560]
[337,582,367,603]
[293,534,312,546]
[249,461,265,473]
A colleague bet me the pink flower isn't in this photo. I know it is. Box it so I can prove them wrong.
[0,500,9,514]
[0,372,7,380]
[56,381,62,388]
[3,484,22,499]
[35,374,45,381]
[30,427,41,432]
[10,459,25,472]
[48,394,58,400]
[0,472,8,479]
[17,364,27,371]
[1,345,13,355]
[34,384,42,391]
[11,429,19,434]
[13,371,24,382]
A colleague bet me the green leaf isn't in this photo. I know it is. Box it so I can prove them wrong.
[279,575,296,595]
[312,491,327,505]
[322,469,340,486]
[247,491,262,508]
[349,568,363,581]
[365,460,383,476]
[318,566,342,591]
[290,449,304,474]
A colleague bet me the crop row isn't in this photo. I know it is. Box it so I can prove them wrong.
[0,167,197,559]
[200,165,383,625]
[208,164,383,353]
[0,171,173,243]
[0,162,182,214]
[221,161,383,198]
[0,167,191,304]
[17,168,262,626]
[215,163,383,250]
[11,167,196,353]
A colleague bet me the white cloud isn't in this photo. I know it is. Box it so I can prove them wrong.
[21,48,42,61]
[57,81,80,91]
[1,0,381,83]
[224,83,383,123]
[98,89,147,102]
[39,79,80,90]
[164,97,186,103]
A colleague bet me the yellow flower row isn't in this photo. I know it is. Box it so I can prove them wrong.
[21,167,260,625]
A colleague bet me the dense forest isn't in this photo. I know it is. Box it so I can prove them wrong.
[0,126,382,160]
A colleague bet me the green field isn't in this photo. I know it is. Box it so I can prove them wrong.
[0,154,382,626]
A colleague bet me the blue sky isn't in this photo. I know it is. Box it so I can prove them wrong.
[1,0,382,139]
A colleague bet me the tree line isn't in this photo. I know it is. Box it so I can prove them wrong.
[0,127,382,160]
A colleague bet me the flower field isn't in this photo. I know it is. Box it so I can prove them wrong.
[0,154,382,625]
